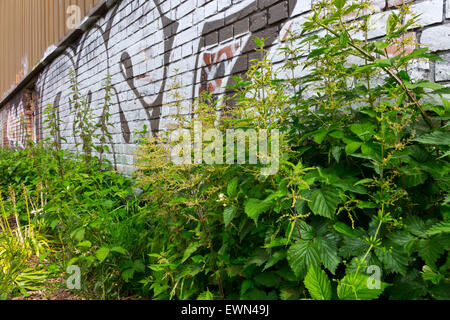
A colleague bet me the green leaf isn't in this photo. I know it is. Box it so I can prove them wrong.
[197,289,214,300]
[417,238,444,269]
[401,167,427,187]
[426,221,450,236]
[111,246,127,255]
[334,0,346,9]
[77,240,92,248]
[95,247,110,262]
[245,198,273,224]
[375,247,408,275]
[387,231,416,246]
[345,141,362,154]
[121,268,135,282]
[312,128,328,144]
[350,123,375,142]
[374,41,389,50]
[308,187,341,219]
[223,205,237,228]
[182,242,200,263]
[254,272,280,287]
[421,265,444,285]
[414,131,450,145]
[354,178,374,186]
[304,265,332,300]
[405,216,428,237]
[287,240,320,278]
[333,221,357,237]
[386,13,397,36]
[227,177,239,197]
[406,81,443,90]
[240,280,254,297]
[263,250,286,271]
[317,234,340,274]
[70,227,85,242]
[337,273,389,300]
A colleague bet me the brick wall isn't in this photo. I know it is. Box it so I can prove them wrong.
[1,0,449,173]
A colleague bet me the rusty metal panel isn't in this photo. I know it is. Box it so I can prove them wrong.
[0,0,101,100]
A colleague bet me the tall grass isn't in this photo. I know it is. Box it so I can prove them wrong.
[0,186,54,299]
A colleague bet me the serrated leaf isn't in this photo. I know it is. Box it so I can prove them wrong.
[76,240,92,248]
[304,265,332,300]
[95,247,110,262]
[308,187,341,219]
[312,128,328,144]
[333,221,357,237]
[345,141,362,154]
[387,231,417,254]
[263,250,286,271]
[426,221,450,236]
[197,289,214,300]
[223,205,237,228]
[350,123,375,141]
[414,131,450,145]
[182,242,200,263]
[287,240,320,278]
[244,198,273,224]
[121,268,135,282]
[227,177,239,197]
[406,81,443,90]
[334,0,346,9]
[417,238,444,269]
[405,216,428,237]
[375,247,408,275]
[240,280,254,297]
[316,234,340,274]
[339,235,369,258]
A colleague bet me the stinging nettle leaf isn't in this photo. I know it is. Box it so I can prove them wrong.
[287,240,320,278]
[227,177,239,197]
[304,265,332,300]
[309,187,341,219]
[223,205,237,228]
[245,198,273,224]
[95,247,110,262]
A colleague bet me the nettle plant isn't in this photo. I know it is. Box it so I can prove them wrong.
[68,69,116,171]
[279,0,449,299]
[135,0,449,300]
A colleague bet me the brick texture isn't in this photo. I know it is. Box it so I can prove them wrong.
[0,0,449,172]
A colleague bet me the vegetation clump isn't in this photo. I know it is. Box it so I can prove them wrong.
[0,0,448,300]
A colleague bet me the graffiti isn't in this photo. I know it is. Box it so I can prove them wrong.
[2,91,34,149]
[2,0,300,169]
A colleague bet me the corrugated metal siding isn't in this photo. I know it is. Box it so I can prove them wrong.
[0,0,100,99]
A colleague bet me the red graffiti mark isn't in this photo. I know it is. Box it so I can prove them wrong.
[199,42,241,94]
[202,42,240,67]
[207,78,223,93]
[281,23,294,42]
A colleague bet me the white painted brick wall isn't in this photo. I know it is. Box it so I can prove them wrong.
[421,24,450,51]
[3,0,450,170]
[406,0,443,27]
